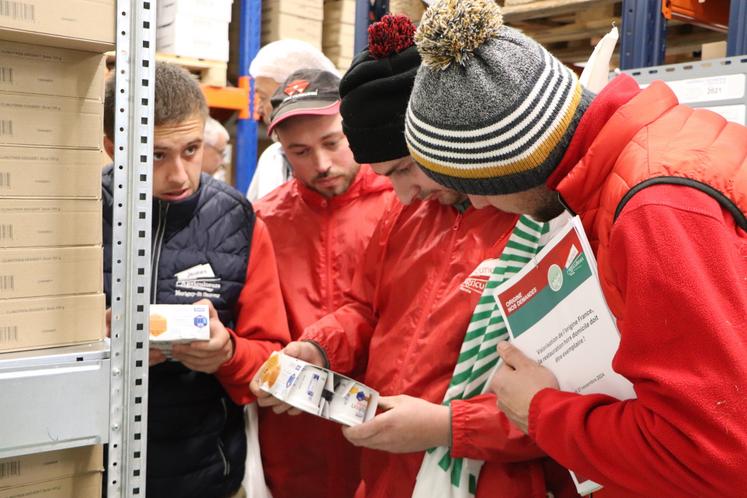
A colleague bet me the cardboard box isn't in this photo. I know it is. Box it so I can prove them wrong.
[0,199,102,248]
[157,15,230,61]
[149,304,210,355]
[262,14,322,49]
[324,42,355,60]
[0,293,105,352]
[0,93,102,149]
[323,21,355,48]
[0,446,103,489]
[0,146,103,199]
[0,0,115,52]
[0,246,103,299]
[323,0,356,24]
[0,41,105,100]
[158,0,234,24]
[324,46,354,69]
[263,0,323,22]
[0,472,102,498]
[388,0,426,21]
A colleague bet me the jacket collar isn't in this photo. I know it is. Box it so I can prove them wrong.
[152,173,208,230]
[293,164,387,209]
[551,74,679,215]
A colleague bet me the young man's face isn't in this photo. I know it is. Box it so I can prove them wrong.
[152,113,205,201]
[275,113,360,198]
[370,156,465,206]
[254,76,280,126]
[468,184,564,221]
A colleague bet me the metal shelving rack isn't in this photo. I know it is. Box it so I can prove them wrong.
[619,1,747,128]
[0,2,155,497]
[620,0,747,70]
[107,0,156,496]
[234,0,262,195]
[0,343,110,459]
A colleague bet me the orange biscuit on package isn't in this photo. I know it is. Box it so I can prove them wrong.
[150,314,168,336]
[258,353,281,387]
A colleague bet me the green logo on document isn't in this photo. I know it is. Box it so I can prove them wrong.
[548,264,563,291]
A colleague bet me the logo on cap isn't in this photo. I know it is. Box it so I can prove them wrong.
[284,80,310,96]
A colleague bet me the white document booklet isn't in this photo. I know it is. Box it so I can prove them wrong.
[493,215,636,495]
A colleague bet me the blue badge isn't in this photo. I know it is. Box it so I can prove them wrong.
[194,315,208,328]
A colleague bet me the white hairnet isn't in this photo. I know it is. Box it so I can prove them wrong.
[249,39,340,83]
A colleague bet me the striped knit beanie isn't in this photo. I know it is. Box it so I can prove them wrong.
[405,0,594,195]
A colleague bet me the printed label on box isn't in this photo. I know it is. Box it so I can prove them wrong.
[256,352,379,426]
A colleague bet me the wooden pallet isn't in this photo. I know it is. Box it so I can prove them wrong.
[153,53,228,87]
[105,52,228,87]
[501,0,727,68]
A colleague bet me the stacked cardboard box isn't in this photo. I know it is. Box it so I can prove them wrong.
[157,0,234,61]
[0,7,110,356]
[0,446,104,498]
[262,0,324,49]
[0,0,115,52]
[323,0,356,71]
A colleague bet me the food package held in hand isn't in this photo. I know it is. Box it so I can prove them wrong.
[149,304,211,353]
[256,351,379,426]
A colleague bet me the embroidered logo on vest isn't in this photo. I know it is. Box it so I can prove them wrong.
[174,263,222,299]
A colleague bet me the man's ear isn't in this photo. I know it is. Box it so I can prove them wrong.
[103,136,115,160]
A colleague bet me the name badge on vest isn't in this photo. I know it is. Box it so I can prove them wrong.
[174,263,222,299]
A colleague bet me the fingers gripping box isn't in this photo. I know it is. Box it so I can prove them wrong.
[149,304,210,354]
[256,352,379,426]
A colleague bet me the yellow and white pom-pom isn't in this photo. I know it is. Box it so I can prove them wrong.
[415,0,503,70]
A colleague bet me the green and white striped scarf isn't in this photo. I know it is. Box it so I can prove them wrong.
[412,215,550,498]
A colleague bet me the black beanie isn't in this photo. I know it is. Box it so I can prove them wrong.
[339,15,421,164]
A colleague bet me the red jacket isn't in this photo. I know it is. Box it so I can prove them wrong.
[530,75,747,497]
[255,165,395,498]
[216,217,291,404]
[302,200,570,498]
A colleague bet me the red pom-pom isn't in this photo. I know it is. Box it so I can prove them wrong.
[368,14,416,59]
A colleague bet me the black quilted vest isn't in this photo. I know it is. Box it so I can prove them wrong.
[102,166,254,498]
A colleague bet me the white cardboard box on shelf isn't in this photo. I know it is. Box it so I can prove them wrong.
[0,40,105,101]
[0,0,115,53]
[157,15,230,61]
[0,445,103,488]
[323,0,357,24]
[0,198,102,248]
[0,93,102,149]
[263,0,324,22]
[262,14,323,49]
[0,472,102,498]
[0,246,103,300]
[0,146,103,199]
[0,293,105,353]
[158,0,234,24]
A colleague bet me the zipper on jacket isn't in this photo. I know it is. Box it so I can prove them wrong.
[217,440,230,477]
[396,214,461,393]
[217,398,230,476]
[453,211,463,230]
[325,214,334,313]
[150,201,169,304]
